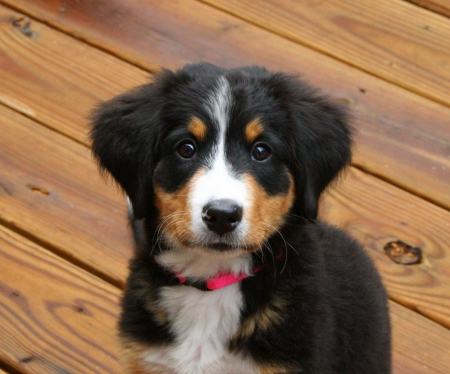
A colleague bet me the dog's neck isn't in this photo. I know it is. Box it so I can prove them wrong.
[155,246,286,291]
[155,248,253,282]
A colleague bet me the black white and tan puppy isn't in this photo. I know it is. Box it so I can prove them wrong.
[91,63,391,374]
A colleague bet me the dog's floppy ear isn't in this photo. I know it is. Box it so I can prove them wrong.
[272,74,353,221]
[90,72,173,219]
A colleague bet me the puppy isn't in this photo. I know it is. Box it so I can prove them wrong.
[91,63,391,374]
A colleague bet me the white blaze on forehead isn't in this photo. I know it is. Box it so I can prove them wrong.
[206,76,231,134]
[189,76,250,240]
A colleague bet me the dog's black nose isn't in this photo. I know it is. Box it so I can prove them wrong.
[202,199,243,236]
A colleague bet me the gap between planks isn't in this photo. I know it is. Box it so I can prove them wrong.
[0,366,12,374]
[407,0,450,18]
[0,212,125,290]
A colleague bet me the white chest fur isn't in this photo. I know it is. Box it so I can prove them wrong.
[141,283,259,374]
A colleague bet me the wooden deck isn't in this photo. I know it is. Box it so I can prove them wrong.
[0,0,449,372]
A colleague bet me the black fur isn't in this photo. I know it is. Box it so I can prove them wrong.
[91,63,391,373]
[235,223,391,372]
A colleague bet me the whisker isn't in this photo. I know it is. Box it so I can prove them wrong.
[151,212,189,254]
[152,211,185,243]
[261,222,297,274]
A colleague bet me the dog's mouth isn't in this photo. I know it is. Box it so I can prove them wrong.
[204,241,234,251]
[161,227,260,254]
[181,239,257,254]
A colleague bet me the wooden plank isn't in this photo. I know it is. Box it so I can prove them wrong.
[320,168,450,329]
[202,0,450,107]
[408,0,450,18]
[390,301,450,373]
[0,4,146,144]
[1,4,449,212]
[0,105,133,287]
[0,225,121,374]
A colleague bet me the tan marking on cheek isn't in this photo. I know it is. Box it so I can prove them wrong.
[153,168,205,245]
[188,116,207,141]
[119,338,169,374]
[245,118,264,143]
[244,173,295,247]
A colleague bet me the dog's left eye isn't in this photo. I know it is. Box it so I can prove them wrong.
[252,143,271,162]
[177,141,196,159]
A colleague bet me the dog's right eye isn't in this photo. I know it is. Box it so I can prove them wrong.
[177,141,196,159]
[252,143,271,162]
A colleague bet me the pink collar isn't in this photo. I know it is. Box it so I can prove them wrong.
[174,250,283,291]
[175,270,254,291]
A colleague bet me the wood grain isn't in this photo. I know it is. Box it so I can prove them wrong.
[0,3,449,211]
[0,5,146,144]
[320,167,450,328]
[0,105,133,287]
[408,0,450,18]
[0,225,121,373]
[390,301,450,373]
[203,0,450,107]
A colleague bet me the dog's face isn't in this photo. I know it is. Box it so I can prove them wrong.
[91,64,351,257]
[152,75,296,254]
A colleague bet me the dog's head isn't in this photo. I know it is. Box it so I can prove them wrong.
[91,63,351,257]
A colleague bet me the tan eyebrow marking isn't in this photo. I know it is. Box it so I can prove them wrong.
[188,117,207,141]
[245,118,264,143]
